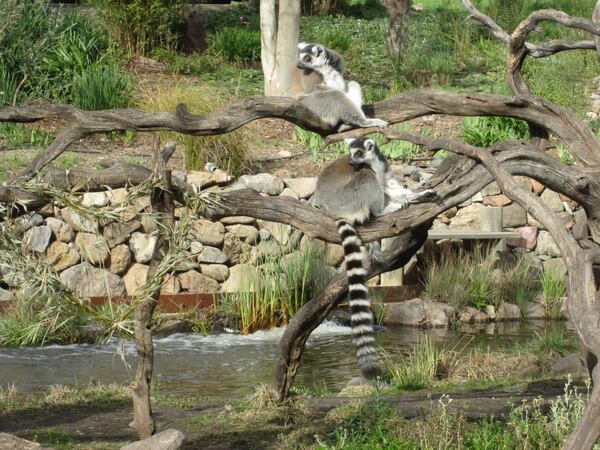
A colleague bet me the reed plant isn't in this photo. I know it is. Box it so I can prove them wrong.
[541,268,567,318]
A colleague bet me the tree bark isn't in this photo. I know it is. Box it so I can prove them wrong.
[384,0,412,60]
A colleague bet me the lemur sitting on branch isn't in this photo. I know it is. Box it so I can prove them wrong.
[312,137,434,379]
[296,43,388,132]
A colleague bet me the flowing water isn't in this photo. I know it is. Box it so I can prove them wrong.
[0,320,572,399]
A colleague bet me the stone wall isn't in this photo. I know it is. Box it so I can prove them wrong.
[0,165,580,300]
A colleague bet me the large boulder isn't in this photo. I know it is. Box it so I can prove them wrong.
[0,433,51,450]
[238,173,284,195]
[75,232,109,266]
[60,263,126,297]
[383,298,453,328]
[200,264,229,282]
[458,306,489,323]
[123,263,150,296]
[225,224,259,245]
[496,302,522,321]
[120,428,185,450]
[178,270,220,293]
[129,232,158,264]
[197,246,229,264]
[549,353,588,378]
[189,219,225,247]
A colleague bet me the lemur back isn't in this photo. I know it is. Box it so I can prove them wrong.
[296,43,387,132]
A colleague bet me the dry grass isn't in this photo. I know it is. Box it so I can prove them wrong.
[448,348,538,382]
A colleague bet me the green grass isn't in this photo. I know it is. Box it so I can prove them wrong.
[0,154,30,181]
[0,123,54,148]
[541,268,567,318]
[462,116,530,147]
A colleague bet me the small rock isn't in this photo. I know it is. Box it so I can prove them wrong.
[459,306,489,324]
[524,302,547,319]
[200,264,230,282]
[541,189,564,213]
[45,217,74,243]
[449,203,482,229]
[259,229,271,241]
[198,246,229,264]
[0,432,50,450]
[471,192,483,203]
[496,302,521,321]
[120,428,185,450]
[160,274,181,295]
[75,232,110,266]
[178,270,220,293]
[129,232,158,263]
[383,298,452,328]
[482,182,501,196]
[280,187,299,200]
[536,230,561,257]
[109,244,131,275]
[238,173,284,195]
[189,219,225,247]
[225,224,259,244]
[60,263,126,297]
[483,194,511,207]
[16,213,44,232]
[558,211,574,229]
[106,187,128,205]
[219,216,256,225]
[284,177,317,199]
[23,225,52,253]
[46,241,80,271]
[503,203,527,228]
[531,179,545,195]
[103,221,142,248]
[258,220,292,245]
[0,287,15,302]
[61,207,97,232]
[572,209,588,240]
[549,353,588,378]
[222,233,249,265]
[82,192,109,207]
[140,214,158,234]
[507,226,537,250]
[123,263,149,295]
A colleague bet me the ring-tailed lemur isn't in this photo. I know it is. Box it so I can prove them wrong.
[385,172,437,209]
[296,43,388,132]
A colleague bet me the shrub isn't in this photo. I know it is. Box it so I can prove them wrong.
[86,0,186,56]
[462,116,530,147]
[208,27,261,64]
[138,84,248,175]
[71,64,133,110]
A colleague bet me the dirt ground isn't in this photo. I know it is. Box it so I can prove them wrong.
[0,379,574,450]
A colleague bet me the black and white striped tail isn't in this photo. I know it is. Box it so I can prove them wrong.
[336,219,382,379]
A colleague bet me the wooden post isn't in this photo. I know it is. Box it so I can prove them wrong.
[481,206,506,252]
[380,238,404,286]
[130,138,175,439]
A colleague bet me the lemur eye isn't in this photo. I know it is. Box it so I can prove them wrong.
[303,55,311,62]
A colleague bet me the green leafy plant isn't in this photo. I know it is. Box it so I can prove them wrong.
[208,27,261,64]
[0,123,54,148]
[557,146,574,165]
[541,267,567,318]
[462,116,529,147]
[70,64,133,110]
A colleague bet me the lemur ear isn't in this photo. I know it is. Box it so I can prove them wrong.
[298,42,307,51]
[314,45,324,56]
[364,139,375,151]
[344,138,356,145]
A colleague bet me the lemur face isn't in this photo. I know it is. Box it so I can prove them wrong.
[297,42,328,73]
[348,138,378,167]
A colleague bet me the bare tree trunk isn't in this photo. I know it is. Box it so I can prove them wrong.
[384,0,412,60]
[594,0,600,61]
[260,0,301,96]
[130,142,175,439]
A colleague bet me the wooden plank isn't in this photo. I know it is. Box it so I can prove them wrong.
[428,230,521,240]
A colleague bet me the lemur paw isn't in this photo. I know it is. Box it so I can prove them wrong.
[367,119,388,128]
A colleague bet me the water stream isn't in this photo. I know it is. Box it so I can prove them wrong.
[0,320,572,399]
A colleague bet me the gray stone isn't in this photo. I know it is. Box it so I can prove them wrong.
[482,182,501,196]
[46,241,80,271]
[541,189,564,213]
[280,187,299,200]
[549,353,588,378]
[75,232,110,266]
[190,241,204,255]
[198,246,229,264]
[103,220,142,248]
[238,173,284,195]
[129,232,158,263]
[0,432,51,450]
[259,228,271,241]
[383,298,452,328]
[503,203,527,228]
[16,212,43,232]
[45,217,74,243]
[284,177,317,199]
[450,203,482,229]
[200,264,229,282]
[221,264,260,293]
[258,220,292,245]
[482,194,511,207]
[471,192,483,203]
[219,215,256,225]
[140,214,159,234]
[60,263,126,297]
[23,225,52,253]
[120,428,185,450]
[459,306,489,323]
[524,302,547,319]
[484,304,496,320]
[61,207,97,232]
[0,287,15,302]
[543,257,567,279]
[187,169,231,189]
[189,219,225,247]
[154,320,192,336]
[249,240,281,264]
[109,244,131,275]
[573,208,588,240]
[82,192,109,207]
[123,263,149,295]
[222,233,249,265]
[527,213,544,229]
[225,224,259,244]
[496,302,522,321]
[178,270,220,293]
[536,230,561,257]
[507,226,537,250]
